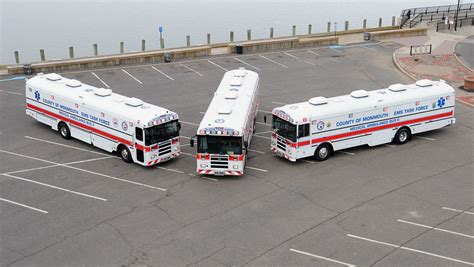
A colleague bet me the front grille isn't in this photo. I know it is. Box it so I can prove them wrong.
[276,135,286,151]
[158,139,172,156]
[210,155,228,169]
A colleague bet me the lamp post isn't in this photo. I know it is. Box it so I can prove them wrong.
[334,22,337,37]
[454,0,461,31]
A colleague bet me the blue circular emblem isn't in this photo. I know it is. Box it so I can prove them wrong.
[317,121,325,131]
[121,121,128,131]
[437,97,445,108]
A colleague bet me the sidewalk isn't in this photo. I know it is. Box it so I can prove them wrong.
[391,29,474,107]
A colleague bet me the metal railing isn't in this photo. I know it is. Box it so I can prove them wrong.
[436,16,474,32]
[400,3,473,28]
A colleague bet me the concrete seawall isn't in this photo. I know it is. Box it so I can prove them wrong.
[6,26,428,75]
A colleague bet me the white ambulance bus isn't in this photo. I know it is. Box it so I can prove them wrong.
[26,73,181,166]
[267,79,455,161]
[190,68,260,176]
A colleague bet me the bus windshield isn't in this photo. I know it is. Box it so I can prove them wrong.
[144,120,179,145]
[272,116,297,142]
[197,136,243,155]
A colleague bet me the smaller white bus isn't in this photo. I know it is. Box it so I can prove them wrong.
[267,79,455,161]
[190,68,260,176]
[26,73,181,166]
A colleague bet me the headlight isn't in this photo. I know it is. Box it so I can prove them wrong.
[151,154,156,159]
[174,147,178,151]
[287,150,292,155]
[233,165,239,169]
[200,164,206,168]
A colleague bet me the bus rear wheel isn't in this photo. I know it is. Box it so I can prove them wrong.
[314,143,332,161]
[394,127,411,145]
[58,122,71,140]
[118,145,133,163]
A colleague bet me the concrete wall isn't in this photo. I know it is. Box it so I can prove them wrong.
[370,28,428,40]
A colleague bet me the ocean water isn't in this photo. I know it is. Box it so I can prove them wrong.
[1,0,451,64]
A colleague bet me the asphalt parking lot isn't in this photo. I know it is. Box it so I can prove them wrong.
[1,41,473,266]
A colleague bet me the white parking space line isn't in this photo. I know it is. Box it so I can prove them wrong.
[330,47,345,54]
[3,156,114,175]
[336,151,355,156]
[200,176,219,182]
[360,45,378,52]
[3,173,107,201]
[301,159,316,164]
[208,60,229,71]
[180,152,194,157]
[180,143,190,147]
[248,149,266,154]
[245,166,268,172]
[256,121,271,126]
[234,57,261,71]
[384,144,396,148]
[181,64,204,77]
[255,130,272,135]
[331,58,341,63]
[25,136,110,156]
[258,109,273,113]
[272,101,287,105]
[180,136,192,140]
[156,166,185,174]
[259,55,289,68]
[151,66,174,81]
[290,248,356,267]
[0,89,23,96]
[347,234,474,266]
[307,50,321,56]
[253,135,271,140]
[443,207,474,216]
[0,150,167,192]
[0,197,48,214]
[199,112,205,115]
[180,120,200,126]
[397,219,474,239]
[284,52,315,65]
[414,136,436,141]
[91,72,110,88]
[121,69,143,84]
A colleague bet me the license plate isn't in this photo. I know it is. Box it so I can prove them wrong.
[214,171,225,176]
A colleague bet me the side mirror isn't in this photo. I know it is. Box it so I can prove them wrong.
[244,141,248,148]
[177,122,182,131]
[190,139,194,147]
[263,114,267,124]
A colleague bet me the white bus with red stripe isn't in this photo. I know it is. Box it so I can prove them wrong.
[268,79,455,162]
[26,73,181,166]
[190,68,260,176]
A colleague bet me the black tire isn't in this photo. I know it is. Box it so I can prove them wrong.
[394,127,411,145]
[118,145,133,163]
[314,143,332,161]
[58,122,71,140]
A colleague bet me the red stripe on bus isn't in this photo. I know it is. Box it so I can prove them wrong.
[297,111,453,147]
[27,103,133,146]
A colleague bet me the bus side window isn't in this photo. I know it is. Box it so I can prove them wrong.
[135,127,143,141]
[298,124,310,138]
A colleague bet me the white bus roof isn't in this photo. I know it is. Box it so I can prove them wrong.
[273,80,455,124]
[26,73,178,128]
[198,68,259,136]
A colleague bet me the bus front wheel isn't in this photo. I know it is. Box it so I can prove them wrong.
[314,143,332,161]
[118,145,133,163]
[394,127,411,145]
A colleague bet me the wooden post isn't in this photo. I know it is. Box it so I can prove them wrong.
[186,35,190,46]
[345,21,349,31]
[270,27,274,38]
[230,31,234,42]
[120,42,124,53]
[207,33,211,45]
[40,49,45,61]
[14,51,20,64]
[327,22,331,32]
[292,25,296,36]
[308,24,312,34]
[93,44,98,56]
[141,39,146,51]
[363,19,367,29]
[379,17,383,27]
[247,29,251,40]
[392,16,396,26]
[69,46,74,58]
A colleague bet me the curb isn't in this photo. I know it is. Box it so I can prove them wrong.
[456,96,474,108]
[453,38,474,72]
[392,50,416,81]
